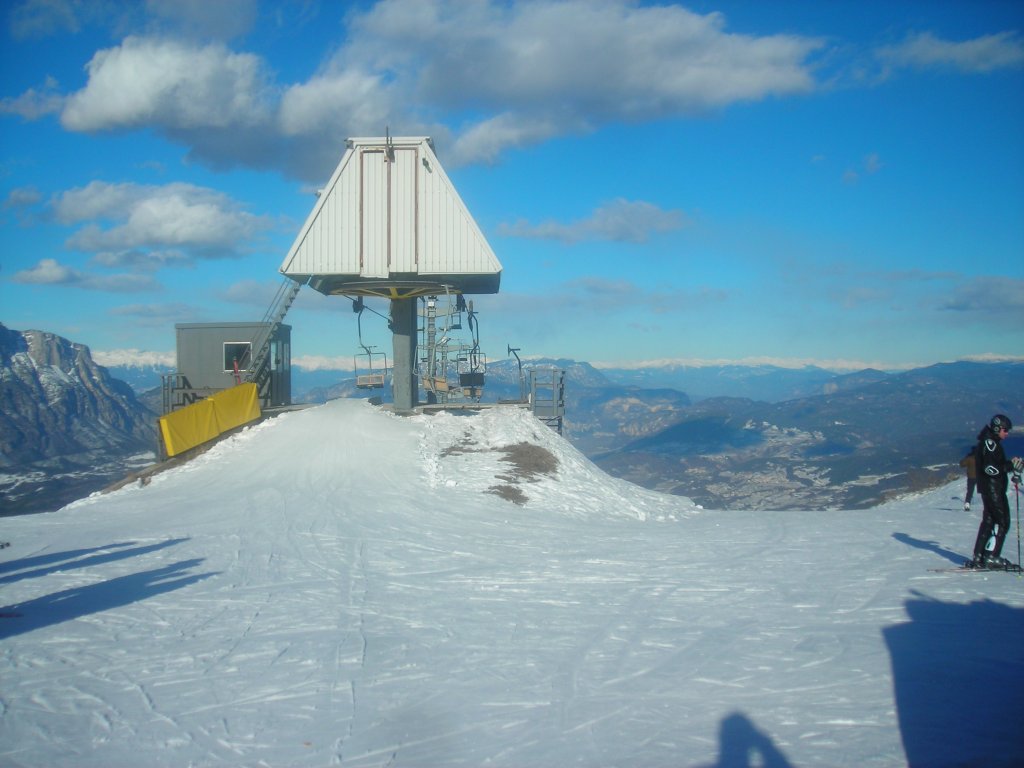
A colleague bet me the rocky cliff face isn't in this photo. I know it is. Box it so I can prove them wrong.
[0,323,157,469]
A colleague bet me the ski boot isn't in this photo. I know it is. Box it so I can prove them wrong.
[982,554,1015,571]
[963,501,971,512]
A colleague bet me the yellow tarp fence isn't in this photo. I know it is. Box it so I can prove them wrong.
[158,382,262,458]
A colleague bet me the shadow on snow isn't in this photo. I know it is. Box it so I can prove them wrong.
[692,711,794,768]
[891,532,964,566]
[884,594,1024,767]
[0,538,216,639]
[0,538,190,584]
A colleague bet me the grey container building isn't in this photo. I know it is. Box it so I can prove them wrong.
[166,322,291,411]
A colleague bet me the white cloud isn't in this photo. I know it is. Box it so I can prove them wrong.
[278,69,394,138]
[343,0,823,165]
[11,257,159,292]
[959,353,1024,363]
[498,199,687,244]
[9,0,258,42]
[940,276,1024,315]
[8,0,80,39]
[92,249,191,271]
[107,302,198,327]
[219,278,283,308]
[12,180,263,293]
[0,75,64,119]
[91,347,176,367]
[292,355,357,372]
[55,35,295,173]
[84,272,162,292]
[879,31,1024,74]
[52,181,145,224]
[842,153,883,184]
[11,257,82,285]
[53,181,271,260]
[448,112,570,166]
[353,0,821,111]
[61,36,272,132]
[144,0,258,41]
[3,186,43,209]
[567,276,639,294]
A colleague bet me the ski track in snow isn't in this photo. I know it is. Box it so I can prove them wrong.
[1,398,1023,767]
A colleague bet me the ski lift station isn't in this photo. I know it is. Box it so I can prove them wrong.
[279,135,503,412]
[157,136,561,457]
[155,136,567,459]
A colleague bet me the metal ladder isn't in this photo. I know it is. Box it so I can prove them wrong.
[244,277,302,396]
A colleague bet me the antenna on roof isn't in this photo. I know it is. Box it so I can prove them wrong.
[385,126,395,163]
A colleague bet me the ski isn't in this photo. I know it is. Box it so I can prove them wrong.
[929,565,1022,574]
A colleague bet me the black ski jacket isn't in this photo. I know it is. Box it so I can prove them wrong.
[976,426,1013,501]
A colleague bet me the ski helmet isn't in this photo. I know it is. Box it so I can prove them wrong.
[990,414,1013,432]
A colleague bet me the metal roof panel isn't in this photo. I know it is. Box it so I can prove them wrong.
[280,137,501,296]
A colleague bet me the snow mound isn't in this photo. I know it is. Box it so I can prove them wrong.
[80,398,700,524]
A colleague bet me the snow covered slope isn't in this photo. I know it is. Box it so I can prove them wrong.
[1,399,1022,767]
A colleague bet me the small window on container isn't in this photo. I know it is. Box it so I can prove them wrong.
[224,342,252,372]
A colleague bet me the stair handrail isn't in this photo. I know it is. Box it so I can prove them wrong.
[244,277,303,387]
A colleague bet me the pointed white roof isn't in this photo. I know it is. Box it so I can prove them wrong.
[279,136,502,298]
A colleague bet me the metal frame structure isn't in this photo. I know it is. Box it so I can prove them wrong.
[418,292,487,404]
[529,368,566,435]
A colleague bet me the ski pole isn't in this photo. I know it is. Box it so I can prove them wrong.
[1016,479,1021,579]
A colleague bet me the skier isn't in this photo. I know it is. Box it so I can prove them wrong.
[959,448,976,511]
[968,414,1024,569]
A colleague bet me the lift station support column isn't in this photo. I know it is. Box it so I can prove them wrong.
[390,297,418,413]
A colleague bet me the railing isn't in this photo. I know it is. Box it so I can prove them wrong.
[244,277,303,396]
[530,368,566,434]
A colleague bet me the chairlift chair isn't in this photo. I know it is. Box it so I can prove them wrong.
[354,347,388,389]
[457,344,486,400]
[456,302,485,398]
[419,347,450,395]
[352,295,388,389]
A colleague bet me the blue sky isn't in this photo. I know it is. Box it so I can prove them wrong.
[1,0,1022,373]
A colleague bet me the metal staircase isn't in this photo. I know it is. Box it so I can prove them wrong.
[244,277,302,397]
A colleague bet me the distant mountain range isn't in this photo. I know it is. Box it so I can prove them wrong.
[5,325,1023,514]
[596,362,875,402]
[99,362,174,395]
[594,361,1024,510]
